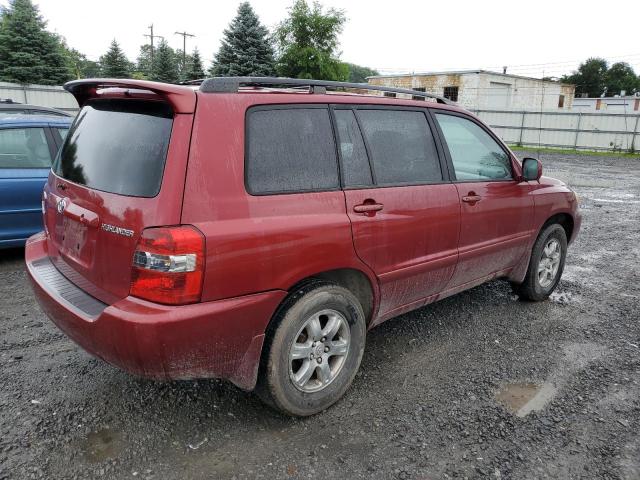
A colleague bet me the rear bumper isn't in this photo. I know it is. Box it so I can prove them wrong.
[25,232,287,390]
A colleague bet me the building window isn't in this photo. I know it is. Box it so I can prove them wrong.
[412,87,425,101]
[443,86,459,102]
[383,92,396,98]
[558,95,565,108]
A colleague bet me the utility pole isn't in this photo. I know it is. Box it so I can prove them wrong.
[144,24,164,71]
[175,31,195,73]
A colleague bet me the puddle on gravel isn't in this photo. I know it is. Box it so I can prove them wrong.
[495,382,558,417]
[84,428,124,462]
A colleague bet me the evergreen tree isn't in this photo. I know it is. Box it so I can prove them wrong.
[175,49,194,81]
[274,0,348,81]
[210,2,275,77]
[99,40,131,78]
[136,44,154,78]
[185,48,206,81]
[151,39,179,83]
[0,0,71,84]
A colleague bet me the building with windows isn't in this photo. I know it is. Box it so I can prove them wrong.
[367,70,575,111]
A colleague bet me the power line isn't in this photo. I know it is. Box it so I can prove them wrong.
[143,24,164,68]
[175,31,196,71]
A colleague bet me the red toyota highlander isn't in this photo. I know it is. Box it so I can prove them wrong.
[25,78,581,416]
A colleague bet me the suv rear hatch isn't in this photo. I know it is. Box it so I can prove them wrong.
[43,80,196,305]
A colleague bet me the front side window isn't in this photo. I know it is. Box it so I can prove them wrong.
[356,109,442,185]
[434,113,512,181]
[0,127,51,168]
[246,108,339,194]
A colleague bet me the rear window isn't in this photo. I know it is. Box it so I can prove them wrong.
[53,99,173,197]
[0,127,52,168]
[246,107,339,194]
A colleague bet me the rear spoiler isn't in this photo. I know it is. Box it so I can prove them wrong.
[64,79,197,114]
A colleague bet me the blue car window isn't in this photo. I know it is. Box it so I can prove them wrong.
[56,127,69,141]
[0,127,52,168]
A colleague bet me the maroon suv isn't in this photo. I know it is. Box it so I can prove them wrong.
[25,78,581,416]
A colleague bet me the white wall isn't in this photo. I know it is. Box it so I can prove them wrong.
[572,97,640,113]
[472,108,640,152]
[0,82,78,113]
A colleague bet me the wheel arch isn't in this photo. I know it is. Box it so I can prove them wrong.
[284,268,377,325]
[509,211,575,284]
[541,212,574,243]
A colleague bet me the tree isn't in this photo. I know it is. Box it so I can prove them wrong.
[62,45,100,79]
[184,48,206,81]
[135,44,154,79]
[346,63,378,83]
[0,0,71,84]
[274,0,348,81]
[605,62,640,96]
[562,58,608,97]
[99,39,131,78]
[151,39,179,83]
[210,2,275,76]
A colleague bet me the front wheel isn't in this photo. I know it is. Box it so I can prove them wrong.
[512,223,568,301]
[257,281,366,416]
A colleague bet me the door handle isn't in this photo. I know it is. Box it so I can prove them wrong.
[353,203,384,215]
[462,195,482,204]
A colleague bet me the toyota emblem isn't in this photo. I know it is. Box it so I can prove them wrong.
[56,198,66,214]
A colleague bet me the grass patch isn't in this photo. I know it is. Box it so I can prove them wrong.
[509,145,640,158]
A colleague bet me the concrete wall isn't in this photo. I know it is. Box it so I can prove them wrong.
[368,73,575,111]
[0,82,78,113]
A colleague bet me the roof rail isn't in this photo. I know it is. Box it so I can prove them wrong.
[199,77,453,104]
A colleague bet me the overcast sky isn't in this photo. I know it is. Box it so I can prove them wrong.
[4,0,639,78]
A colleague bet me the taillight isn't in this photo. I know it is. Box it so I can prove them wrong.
[130,226,205,305]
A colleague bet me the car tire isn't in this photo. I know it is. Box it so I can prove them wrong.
[256,280,366,416]
[512,223,567,301]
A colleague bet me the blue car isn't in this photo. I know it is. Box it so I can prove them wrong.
[0,114,72,248]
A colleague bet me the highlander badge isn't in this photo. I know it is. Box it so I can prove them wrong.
[101,223,134,237]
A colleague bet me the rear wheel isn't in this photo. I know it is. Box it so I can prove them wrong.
[512,224,567,301]
[257,281,366,416]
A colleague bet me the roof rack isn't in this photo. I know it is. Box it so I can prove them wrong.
[198,77,452,105]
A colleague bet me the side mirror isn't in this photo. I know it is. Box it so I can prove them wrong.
[522,157,542,181]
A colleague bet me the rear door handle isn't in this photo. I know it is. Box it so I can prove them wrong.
[353,203,384,214]
[462,195,482,203]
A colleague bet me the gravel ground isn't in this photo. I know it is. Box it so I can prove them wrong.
[1,151,639,480]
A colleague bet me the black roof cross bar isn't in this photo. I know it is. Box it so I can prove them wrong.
[199,77,452,104]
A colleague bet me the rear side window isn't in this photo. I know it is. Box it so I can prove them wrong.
[434,113,512,181]
[246,108,339,194]
[0,128,52,168]
[333,110,372,187]
[53,99,173,197]
[356,110,442,185]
